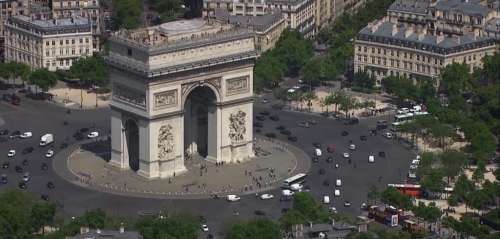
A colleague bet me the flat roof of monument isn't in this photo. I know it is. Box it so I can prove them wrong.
[156,19,214,36]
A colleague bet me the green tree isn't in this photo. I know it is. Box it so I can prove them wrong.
[472,160,486,184]
[136,214,199,239]
[352,71,376,92]
[31,201,56,234]
[149,0,184,22]
[70,55,109,107]
[279,209,305,231]
[113,0,143,29]
[254,54,284,91]
[227,219,282,239]
[28,68,58,93]
[367,184,380,205]
[420,168,445,194]
[440,63,472,95]
[272,30,313,76]
[380,187,413,210]
[292,192,330,223]
[302,91,317,112]
[440,150,466,183]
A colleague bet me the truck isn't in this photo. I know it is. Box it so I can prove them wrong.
[40,134,54,146]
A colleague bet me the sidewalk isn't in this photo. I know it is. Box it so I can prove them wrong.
[49,87,111,109]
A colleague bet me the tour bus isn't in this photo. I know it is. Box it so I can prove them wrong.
[392,111,429,128]
[283,173,307,188]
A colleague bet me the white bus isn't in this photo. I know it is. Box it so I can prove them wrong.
[283,173,307,187]
[392,111,429,127]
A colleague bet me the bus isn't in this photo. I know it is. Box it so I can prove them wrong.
[392,111,429,127]
[283,173,307,187]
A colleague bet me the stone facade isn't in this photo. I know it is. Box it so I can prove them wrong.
[106,19,256,179]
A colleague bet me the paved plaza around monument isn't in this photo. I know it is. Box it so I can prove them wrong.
[57,137,310,199]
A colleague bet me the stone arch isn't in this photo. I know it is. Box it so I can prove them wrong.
[181,80,221,110]
[124,119,140,171]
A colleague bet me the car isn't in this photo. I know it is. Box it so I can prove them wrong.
[361,203,368,210]
[411,159,420,165]
[344,201,351,207]
[60,142,68,149]
[327,145,335,153]
[15,166,23,173]
[41,163,48,171]
[269,115,280,121]
[287,136,298,142]
[319,168,326,175]
[276,125,286,131]
[312,157,319,163]
[260,194,274,200]
[343,152,350,158]
[323,195,330,204]
[336,179,342,187]
[265,133,276,138]
[348,144,356,150]
[87,131,99,138]
[226,195,241,202]
[22,172,30,182]
[45,149,54,158]
[47,182,55,189]
[254,210,266,216]
[360,135,367,141]
[322,179,330,186]
[7,149,15,157]
[0,129,8,136]
[329,207,337,213]
[256,115,266,121]
[297,121,311,128]
[259,111,270,116]
[22,147,34,154]
[326,157,333,163]
[2,162,9,169]
[9,130,21,139]
[307,119,317,125]
[409,165,418,170]
[368,155,375,163]
[341,131,349,136]
[345,118,359,125]
[383,132,393,139]
[280,130,291,136]
[22,159,28,166]
[334,189,341,197]
[19,132,32,139]
[0,174,7,184]
[73,132,84,141]
[18,182,27,190]
[41,194,49,201]
[261,99,269,104]
[314,148,322,157]
[201,224,209,232]
[379,151,386,157]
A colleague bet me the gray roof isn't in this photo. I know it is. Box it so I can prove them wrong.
[433,0,491,17]
[388,0,431,14]
[358,21,494,50]
[485,17,500,33]
[214,9,283,32]
[73,229,142,239]
[10,15,90,30]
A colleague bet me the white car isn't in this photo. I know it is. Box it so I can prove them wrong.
[343,152,350,158]
[315,148,322,157]
[368,155,375,163]
[329,207,337,213]
[383,132,393,139]
[45,149,54,158]
[22,173,30,182]
[348,144,356,150]
[334,189,341,197]
[87,131,99,138]
[201,224,209,232]
[411,159,420,165]
[323,195,330,204]
[282,189,294,197]
[261,99,269,104]
[7,150,15,157]
[410,164,418,170]
[260,194,274,200]
[290,183,303,191]
[226,195,241,202]
[19,132,32,139]
[335,179,342,187]
[344,201,351,207]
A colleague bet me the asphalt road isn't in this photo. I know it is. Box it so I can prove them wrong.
[0,93,414,237]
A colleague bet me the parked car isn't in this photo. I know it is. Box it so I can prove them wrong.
[0,174,7,184]
[269,115,280,121]
[259,111,270,116]
[265,133,276,138]
[287,136,298,142]
[341,131,349,136]
[2,162,9,169]
[256,116,265,121]
[280,130,291,136]
[9,130,21,139]
[297,121,311,128]
[276,125,285,131]
[348,144,356,150]
[47,182,55,189]
[22,147,34,154]
[226,195,241,202]
[379,151,386,157]
[343,152,350,158]
[87,131,99,139]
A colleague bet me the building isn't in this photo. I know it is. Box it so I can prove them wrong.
[4,14,93,70]
[213,8,286,53]
[203,0,233,15]
[0,0,29,61]
[105,19,256,179]
[354,19,497,85]
[315,0,330,31]
[331,0,366,22]
[51,0,101,52]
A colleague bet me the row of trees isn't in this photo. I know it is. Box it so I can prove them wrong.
[112,0,143,29]
[0,62,58,93]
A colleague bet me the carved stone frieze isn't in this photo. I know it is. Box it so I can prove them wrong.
[226,76,249,96]
[158,124,174,160]
[112,83,146,108]
[154,90,178,110]
[229,110,246,143]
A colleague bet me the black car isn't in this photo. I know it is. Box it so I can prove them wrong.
[22,159,28,166]
[280,130,291,136]
[341,131,349,136]
[15,166,23,173]
[312,157,319,163]
[269,115,280,121]
[319,168,326,175]
[0,136,7,143]
[9,130,21,139]
[41,163,48,171]
[60,142,68,149]
[47,182,55,189]
[0,174,7,184]
[322,179,330,186]
[253,122,263,128]
[41,194,49,201]
[73,132,84,141]
[276,125,286,131]
[259,111,270,116]
[0,129,8,136]
[22,147,34,154]
[18,182,27,190]
[312,142,321,148]
[326,157,333,163]
[360,135,367,141]
[376,124,388,130]
[255,116,266,121]
[2,162,9,169]
[379,151,386,157]
[345,118,359,125]
[287,136,298,142]
[254,210,266,216]
[265,133,276,138]
[255,128,261,133]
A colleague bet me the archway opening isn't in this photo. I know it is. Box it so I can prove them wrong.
[184,86,217,161]
[124,119,139,171]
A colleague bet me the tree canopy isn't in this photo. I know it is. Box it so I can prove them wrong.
[28,68,58,92]
[226,219,282,239]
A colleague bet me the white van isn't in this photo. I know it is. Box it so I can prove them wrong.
[282,189,294,197]
[290,183,303,191]
[334,189,341,197]
[226,195,241,202]
[335,179,342,187]
[315,148,322,157]
[323,196,330,204]
[40,134,54,146]
[368,155,375,163]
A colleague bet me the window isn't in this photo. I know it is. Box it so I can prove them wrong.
[60,40,63,45]
[51,40,55,45]
[71,39,75,44]
[364,47,367,52]
[377,48,381,54]
[404,52,407,58]
[127,48,132,56]
[85,38,89,43]
[372,48,375,53]
[45,51,49,56]
[66,39,69,44]
[79,38,83,43]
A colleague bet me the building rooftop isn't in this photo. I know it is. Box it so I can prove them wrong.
[388,0,431,15]
[214,9,283,32]
[485,17,500,33]
[433,0,491,17]
[10,15,90,31]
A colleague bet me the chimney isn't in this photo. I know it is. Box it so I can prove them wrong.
[392,24,398,36]
[436,31,444,43]
[119,223,125,234]
[404,26,413,38]
[80,226,90,234]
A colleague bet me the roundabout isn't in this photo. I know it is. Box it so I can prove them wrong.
[54,136,310,199]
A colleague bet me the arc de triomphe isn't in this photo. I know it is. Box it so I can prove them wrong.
[105,19,256,179]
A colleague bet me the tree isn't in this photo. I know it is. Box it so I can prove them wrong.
[136,214,199,239]
[302,91,317,112]
[31,201,56,234]
[367,185,380,205]
[113,0,143,29]
[429,123,454,149]
[292,192,330,223]
[279,209,305,231]
[352,71,376,92]
[70,55,109,107]
[338,94,358,118]
[440,63,472,95]
[149,0,184,22]
[420,168,445,194]
[380,187,413,210]
[440,150,466,183]
[227,219,282,239]
[28,68,58,93]
[254,54,284,91]
[472,160,486,184]
[272,30,313,76]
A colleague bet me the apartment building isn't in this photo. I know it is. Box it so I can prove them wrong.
[4,15,93,71]
[51,0,101,52]
[315,0,330,31]
[330,0,366,21]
